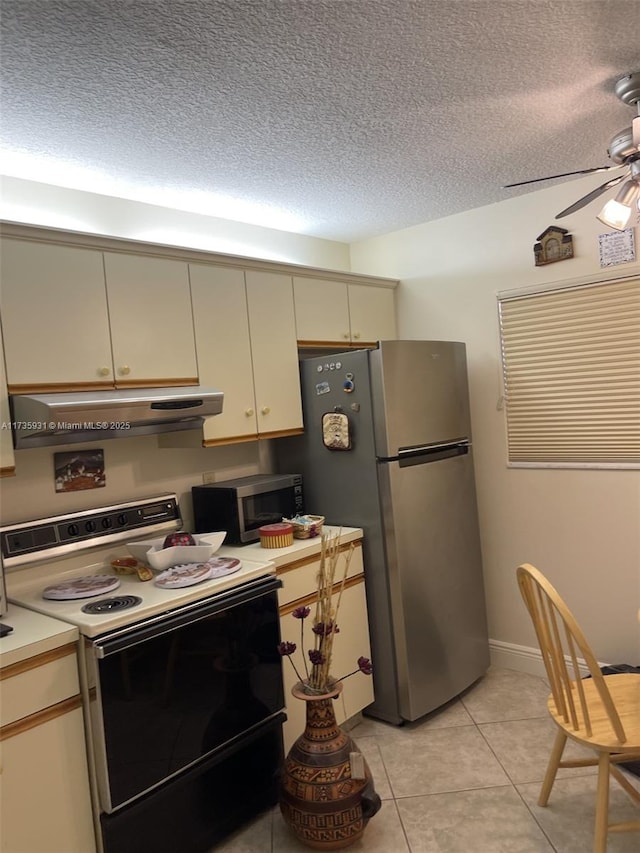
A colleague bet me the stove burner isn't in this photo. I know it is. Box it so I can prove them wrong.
[81,595,142,615]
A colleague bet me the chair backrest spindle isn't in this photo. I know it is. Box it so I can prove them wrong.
[517,564,627,745]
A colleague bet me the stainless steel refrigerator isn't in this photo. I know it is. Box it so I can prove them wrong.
[276,340,489,724]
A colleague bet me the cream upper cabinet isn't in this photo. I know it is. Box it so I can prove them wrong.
[293,277,352,344]
[0,238,114,390]
[347,282,397,343]
[0,322,15,476]
[0,239,198,391]
[190,264,256,443]
[103,253,198,386]
[293,276,396,346]
[245,270,303,440]
[190,265,302,444]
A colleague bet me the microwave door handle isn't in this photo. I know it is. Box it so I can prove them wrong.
[237,496,247,538]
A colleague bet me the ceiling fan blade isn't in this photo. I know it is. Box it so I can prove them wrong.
[555,174,627,219]
[502,165,620,189]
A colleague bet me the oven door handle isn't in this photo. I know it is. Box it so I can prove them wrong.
[92,575,282,657]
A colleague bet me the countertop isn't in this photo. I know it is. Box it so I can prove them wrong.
[218,525,363,569]
[0,604,79,668]
[0,526,363,665]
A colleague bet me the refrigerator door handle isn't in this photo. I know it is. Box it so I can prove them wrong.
[383,440,470,466]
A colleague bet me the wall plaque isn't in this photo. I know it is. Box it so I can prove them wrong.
[534,226,574,266]
[598,228,636,267]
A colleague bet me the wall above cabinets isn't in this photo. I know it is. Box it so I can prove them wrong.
[0,223,398,450]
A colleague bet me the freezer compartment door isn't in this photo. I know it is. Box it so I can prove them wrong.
[379,450,489,720]
[370,340,472,458]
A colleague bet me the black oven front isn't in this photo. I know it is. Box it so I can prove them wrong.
[80,575,285,853]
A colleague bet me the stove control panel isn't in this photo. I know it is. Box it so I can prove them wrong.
[0,495,181,567]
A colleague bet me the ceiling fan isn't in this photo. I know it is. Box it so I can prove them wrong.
[503,71,640,230]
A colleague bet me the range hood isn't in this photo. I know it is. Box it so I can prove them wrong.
[10,386,224,449]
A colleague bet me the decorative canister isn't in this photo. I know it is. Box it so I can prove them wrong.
[259,522,294,548]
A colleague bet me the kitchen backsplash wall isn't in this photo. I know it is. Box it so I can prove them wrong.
[0,434,275,529]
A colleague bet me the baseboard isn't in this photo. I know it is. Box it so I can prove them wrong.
[489,639,549,677]
[489,639,595,679]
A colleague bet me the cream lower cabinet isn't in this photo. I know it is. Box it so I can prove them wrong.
[0,645,96,853]
[277,541,374,753]
[293,276,396,347]
[190,264,302,445]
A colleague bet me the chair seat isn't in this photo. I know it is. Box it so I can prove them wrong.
[547,673,640,753]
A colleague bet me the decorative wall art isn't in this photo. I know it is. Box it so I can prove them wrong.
[533,226,575,266]
[54,449,106,492]
[598,227,636,267]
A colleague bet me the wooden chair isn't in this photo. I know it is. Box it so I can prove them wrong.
[516,563,640,853]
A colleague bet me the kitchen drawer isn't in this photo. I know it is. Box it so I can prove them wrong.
[0,643,79,727]
[277,541,363,608]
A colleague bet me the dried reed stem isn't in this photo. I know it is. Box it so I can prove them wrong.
[308,530,352,691]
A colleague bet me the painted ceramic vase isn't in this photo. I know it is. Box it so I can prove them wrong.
[279,680,381,850]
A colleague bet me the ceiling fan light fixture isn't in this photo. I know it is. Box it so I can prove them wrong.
[596,179,640,230]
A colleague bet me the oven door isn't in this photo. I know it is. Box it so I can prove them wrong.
[83,575,284,813]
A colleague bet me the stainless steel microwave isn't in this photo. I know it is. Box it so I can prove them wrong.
[192,473,304,545]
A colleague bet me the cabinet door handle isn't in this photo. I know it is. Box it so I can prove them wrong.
[353,331,361,339]
[118,366,131,376]
[245,408,254,417]
[99,366,111,376]
[343,332,350,339]
[261,406,271,415]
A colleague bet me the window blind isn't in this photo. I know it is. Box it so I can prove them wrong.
[498,277,640,466]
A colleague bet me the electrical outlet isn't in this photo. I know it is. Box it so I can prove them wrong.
[202,472,217,484]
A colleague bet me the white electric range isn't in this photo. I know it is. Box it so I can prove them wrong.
[1,494,285,853]
[3,493,276,637]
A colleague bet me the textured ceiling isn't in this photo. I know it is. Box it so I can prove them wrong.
[1,0,639,242]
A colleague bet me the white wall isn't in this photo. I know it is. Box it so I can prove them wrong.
[0,176,351,271]
[350,175,640,667]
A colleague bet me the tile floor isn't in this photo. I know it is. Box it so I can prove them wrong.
[215,667,639,852]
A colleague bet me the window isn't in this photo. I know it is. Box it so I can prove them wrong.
[498,276,640,468]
